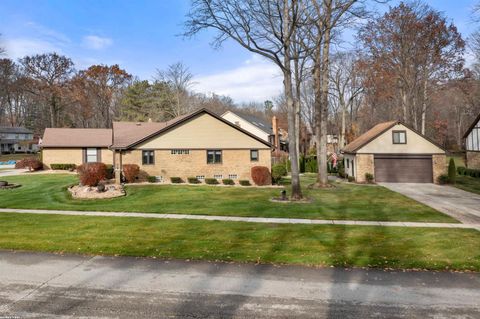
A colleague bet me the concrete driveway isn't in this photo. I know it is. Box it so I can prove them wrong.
[1,251,479,318]
[0,168,28,177]
[380,183,480,224]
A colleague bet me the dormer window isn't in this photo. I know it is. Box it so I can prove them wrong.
[392,131,406,144]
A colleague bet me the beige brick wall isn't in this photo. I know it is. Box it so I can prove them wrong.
[119,149,271,183]
[42,148,113,168]
[355,154,374,183]
[432,154,447,184]
[466,151,480,169]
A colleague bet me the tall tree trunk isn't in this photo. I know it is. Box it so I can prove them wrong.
[49,95,57,127]
[421,71,428,135]
[400,85,408,124]
[294,56,301,163]
[316,3,331,187]
[283,0,302,199]
[340,99,346,148]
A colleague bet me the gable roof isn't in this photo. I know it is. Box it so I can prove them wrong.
[0,127,32,134]
[222,110,273,134]
[463,113,480,139]
[112,108,272,149]
[342,120,446,154]
[42,128,112,148]
[343,121,397,153]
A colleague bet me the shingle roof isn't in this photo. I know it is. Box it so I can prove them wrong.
[342,121,397,153]
[227,111,273,134]
[0,127,33,134]
[463,113,480,138]
[112,108,272,149]
[42,128,112,147]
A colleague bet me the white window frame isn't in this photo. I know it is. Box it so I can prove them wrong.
[86,148,98,163]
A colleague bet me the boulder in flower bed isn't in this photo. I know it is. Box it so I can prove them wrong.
[69,183,125,199]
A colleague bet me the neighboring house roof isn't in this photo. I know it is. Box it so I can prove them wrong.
[42,128,113,147]
[463,113,480,139]
[342,120,445,154]
[222,111,273,135]
[112,108,272,149]
[0,127,33,134]
[343,121,397,153]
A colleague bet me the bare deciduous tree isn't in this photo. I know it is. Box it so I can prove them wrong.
[184,0,305,199]
[20,53,75,127]
[156,62,195,118]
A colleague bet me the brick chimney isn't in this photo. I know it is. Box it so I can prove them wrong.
[272,116,279,149]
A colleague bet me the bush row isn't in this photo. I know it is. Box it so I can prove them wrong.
[457,166,480,178]
[50,163,76,170]
[170,177,249,186]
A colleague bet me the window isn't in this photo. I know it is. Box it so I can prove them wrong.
[207,150,222,164]
[346,159,349,168]
[392,131,407,144]
[86,148,98,163]
[171,149,190,155]
[214,174,223,179]
[142,150,155,165]
[196,175,205,180]
[250,149,259,161]
[228,174,238,179]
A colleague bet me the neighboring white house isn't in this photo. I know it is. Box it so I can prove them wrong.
[221,111,273,142]
[464,113,480,169]
[0,127,38,154]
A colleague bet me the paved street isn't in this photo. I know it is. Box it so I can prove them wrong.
[0,251,479,318]
[380,183,480,224]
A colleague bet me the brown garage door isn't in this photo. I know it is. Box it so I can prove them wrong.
[374,155,433,183]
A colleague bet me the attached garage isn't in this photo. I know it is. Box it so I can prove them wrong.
[342,121,446,184]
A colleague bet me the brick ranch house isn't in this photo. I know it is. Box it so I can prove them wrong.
[464,112,480,169]
[41,109,272,183]
[342,121,446,183]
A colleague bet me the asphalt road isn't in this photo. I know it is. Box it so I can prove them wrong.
[0,251,479,318]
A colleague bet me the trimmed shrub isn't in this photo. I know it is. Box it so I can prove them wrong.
[299,155,306,173]
[251,166,271,186]
[457,166,466,175]
[448,158,456,184]
[348,176,355,183]
[105,164,114,179]
[50,163,76,170]
[222,178,235,185]
[239,180,251,186]
[147,176,157,183]
[122,164,140,183]
[305,158,318,173]
[187,177,201,184]
[437,174,449,185]
[15,158,43,171]
[338,161,346,178]
[365,173,374,184]
[170,177,184,183]
[205,178,219,185]
[271,163,288,184]
[77,163,107,186]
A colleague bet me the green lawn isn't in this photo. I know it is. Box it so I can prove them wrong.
[0,213,478,271]
[0,173,456,223]
[454,175,480,195]
[0,153,38,161]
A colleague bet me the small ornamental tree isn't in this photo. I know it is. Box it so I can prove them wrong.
[251,166,271,186]
[271,163,287,184]
[122,164,140,183]
[77,163,107,186]
[448,158,456,184]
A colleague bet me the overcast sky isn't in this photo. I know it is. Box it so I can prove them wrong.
[0,0,478,103]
